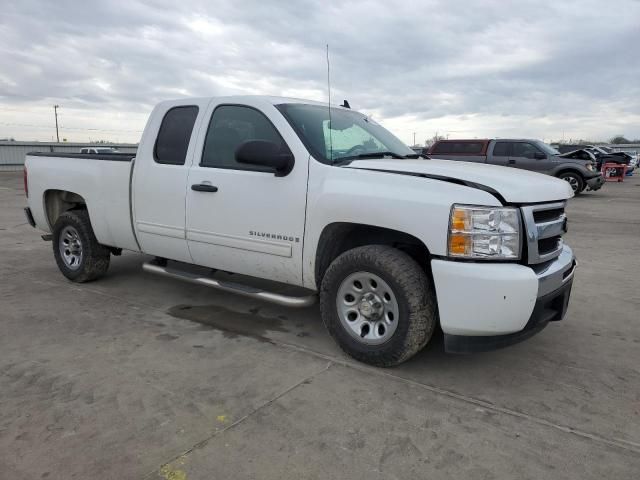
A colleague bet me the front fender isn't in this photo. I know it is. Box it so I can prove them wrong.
[301,163,501,289]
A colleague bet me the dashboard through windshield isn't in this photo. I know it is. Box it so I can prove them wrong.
[276,103,415,164]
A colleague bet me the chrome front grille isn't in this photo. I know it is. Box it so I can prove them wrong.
[521,202,567,264]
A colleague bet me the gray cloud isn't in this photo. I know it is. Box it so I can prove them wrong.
[1,0,638,143]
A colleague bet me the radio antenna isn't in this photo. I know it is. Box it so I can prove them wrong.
[326,44,333,162]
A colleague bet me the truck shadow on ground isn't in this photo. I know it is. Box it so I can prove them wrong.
[165,298,458,367]
[106,255,508,372]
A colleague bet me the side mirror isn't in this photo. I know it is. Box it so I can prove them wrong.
[534,152,547,160]
[235,140,294,177]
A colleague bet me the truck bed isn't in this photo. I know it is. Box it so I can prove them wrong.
[25,152,140,251]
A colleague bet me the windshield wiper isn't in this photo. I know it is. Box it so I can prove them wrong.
[333,151,408,164]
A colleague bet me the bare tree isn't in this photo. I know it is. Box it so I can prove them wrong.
[610,135,630,144]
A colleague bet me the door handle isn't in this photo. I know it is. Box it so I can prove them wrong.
[508,159,516,165]
[191,184,219,192]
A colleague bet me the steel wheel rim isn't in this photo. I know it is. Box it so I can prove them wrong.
[336,271,399,345]
[59,226,83,270]
[563,176,579,192]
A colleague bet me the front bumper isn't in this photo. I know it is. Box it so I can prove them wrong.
[586,174,605,191]
[431,245,576,353]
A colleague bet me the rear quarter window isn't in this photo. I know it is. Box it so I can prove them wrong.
[154,106,199,165]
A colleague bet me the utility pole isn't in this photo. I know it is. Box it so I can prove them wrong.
[413,132,416,146]
[53,105,60,142]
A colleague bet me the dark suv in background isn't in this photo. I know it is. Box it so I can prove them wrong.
[427,139,604,194]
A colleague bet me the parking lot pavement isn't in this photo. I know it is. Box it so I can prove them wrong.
[1,171,639,479]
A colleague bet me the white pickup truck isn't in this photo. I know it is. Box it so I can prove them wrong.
[24,96,576,366]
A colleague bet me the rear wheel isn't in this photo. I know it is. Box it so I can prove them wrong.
[52,210,110,282]
[558,172,584,194]
[320,245,437,367]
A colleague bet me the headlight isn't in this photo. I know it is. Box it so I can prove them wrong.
[448,205,521,260]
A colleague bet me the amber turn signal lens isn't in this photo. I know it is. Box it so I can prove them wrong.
[451,208,467,231]
[448,233,470,255]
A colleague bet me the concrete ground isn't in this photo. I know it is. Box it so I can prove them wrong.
[1,171,639,480]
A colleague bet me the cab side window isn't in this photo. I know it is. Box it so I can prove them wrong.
[492,142,510,156]
[512,142,541,159]
[154,106,199,165]
[201,105,288,171]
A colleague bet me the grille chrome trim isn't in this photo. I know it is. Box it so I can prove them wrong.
[536,214,567,240]
[521,201,567,264]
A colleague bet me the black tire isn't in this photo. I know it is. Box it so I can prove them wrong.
[558,171,584,195]
[52,210,110,282]
[320,245,437,367]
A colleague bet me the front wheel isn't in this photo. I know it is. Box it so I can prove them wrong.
[558,172,584,194]
[320,245,437,367]
[52,210,111,282]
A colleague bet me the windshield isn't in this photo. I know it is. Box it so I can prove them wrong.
[276,103,415,164]
[536,141,560,155]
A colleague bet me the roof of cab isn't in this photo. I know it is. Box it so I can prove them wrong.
[158,95,348,109]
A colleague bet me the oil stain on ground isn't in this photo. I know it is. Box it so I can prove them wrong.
[167,304,290,343]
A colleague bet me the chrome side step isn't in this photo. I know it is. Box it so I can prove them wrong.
[142,261,317,308]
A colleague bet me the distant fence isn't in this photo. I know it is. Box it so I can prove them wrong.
[0,141,138,171]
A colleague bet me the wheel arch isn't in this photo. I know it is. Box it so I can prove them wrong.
[554,167,585,180]
[314,222,432,288]
[43,189,88,230]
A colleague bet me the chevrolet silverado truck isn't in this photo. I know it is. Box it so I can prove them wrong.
[23,96,577,366]
[428,139,604,194]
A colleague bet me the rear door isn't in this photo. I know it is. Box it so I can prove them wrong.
[132,100,208,263]
[185,100,309,286]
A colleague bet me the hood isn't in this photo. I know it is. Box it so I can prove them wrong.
[346,159,573,204]
[557,150,594,163]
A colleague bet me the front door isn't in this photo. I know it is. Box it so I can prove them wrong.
[185,101,309,286]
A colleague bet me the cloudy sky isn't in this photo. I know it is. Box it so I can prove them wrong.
[1,0,639,145]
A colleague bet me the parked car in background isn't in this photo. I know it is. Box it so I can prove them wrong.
[80,147,121,154]
[428,139,604,194]
[585,146,632,171]
[411,146,429,157]
[623,151,638,173]
[555,144,588,154]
